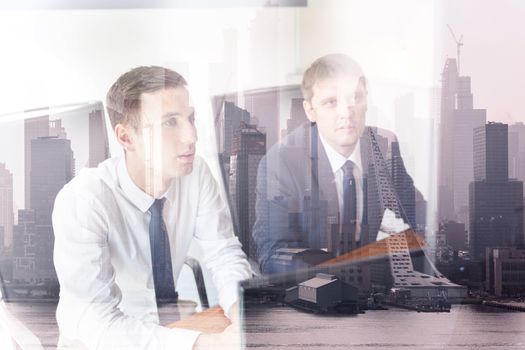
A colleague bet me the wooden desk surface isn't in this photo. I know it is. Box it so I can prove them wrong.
[168,306,231,334]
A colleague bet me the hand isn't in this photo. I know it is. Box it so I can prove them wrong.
[193,323,241,350]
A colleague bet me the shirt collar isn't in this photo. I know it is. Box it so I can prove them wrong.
[117,156,173,213]
[318,132,362,175]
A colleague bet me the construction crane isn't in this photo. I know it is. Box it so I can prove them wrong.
[447,24,464,75]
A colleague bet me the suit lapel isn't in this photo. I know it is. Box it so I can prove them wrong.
[310,124,339,219]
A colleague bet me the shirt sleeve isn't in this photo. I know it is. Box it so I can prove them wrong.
[193,162,253,317]
[52,184,201,350]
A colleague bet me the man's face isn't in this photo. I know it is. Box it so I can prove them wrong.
[303,75,367,157]
[133,87,197,180]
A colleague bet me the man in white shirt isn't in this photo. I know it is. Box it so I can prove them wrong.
[252,54,414,275]
[52,66,252,349]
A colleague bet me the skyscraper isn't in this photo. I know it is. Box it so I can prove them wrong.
[438,59,458,222]
[12,209,36,282]
[229,122,266,259]
[391,141,416,228]
[89,107,110,167]
[220,101,251,160]
[438,59,487,227]
[30,136,75,281]
[0,163,14,249]
[474,123,508,182]
[24,115,50,209]
[452,77,486,227]
[508,122,525,183]
[469,123,524,261]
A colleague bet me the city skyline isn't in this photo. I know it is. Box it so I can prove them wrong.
[0,103,106,215]
[1,3,525,349]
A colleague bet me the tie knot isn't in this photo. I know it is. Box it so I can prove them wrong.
[149,198,166,216]
[342,160,355,178]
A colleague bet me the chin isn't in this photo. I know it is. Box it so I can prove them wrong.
[340,136,358,147]
[173,164,193,177]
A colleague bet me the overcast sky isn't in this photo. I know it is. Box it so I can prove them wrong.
[0,0,523,222]
[442,0,525,124]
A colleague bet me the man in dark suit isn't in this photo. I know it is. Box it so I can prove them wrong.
[252,54,415,279]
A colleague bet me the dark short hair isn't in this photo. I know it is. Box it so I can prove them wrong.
[106,66,187,130]
[301,54,367,101]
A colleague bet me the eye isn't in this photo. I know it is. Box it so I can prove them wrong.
[189,113,195,125]
[323,98,337,107]
[162,117,177,127]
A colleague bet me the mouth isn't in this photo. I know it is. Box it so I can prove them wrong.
[337,126,356,132]
[177,153,195,163]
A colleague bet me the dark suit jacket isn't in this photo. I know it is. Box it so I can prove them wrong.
[252,122,416,273]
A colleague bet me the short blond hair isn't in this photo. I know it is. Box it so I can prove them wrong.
[301,54,367,101]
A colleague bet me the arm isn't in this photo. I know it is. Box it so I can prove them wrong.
[192,162,252,318]
[252,152,303,274]
[52,186,200,350]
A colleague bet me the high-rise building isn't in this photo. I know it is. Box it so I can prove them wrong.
[474,123,509,182]
[415,191,427,233]
[243,88,280,149]
[469,123,524,261]
[485,247,525,297]
[24,115,50,209]
[439,221,467,252]
[508,122,525,182]
[220,102,251,159]
[12,209,36,282]
[438,59,459,222]
[391,141,416,228]
[0,227,4,253]
[452,77,486,227]
[30,136,75,281]
[438,59,487,226]
[229,122,266,259]
[89,108,110,167]
[0,163,14,249]
[31,136,75,225]
[49,119,67,139]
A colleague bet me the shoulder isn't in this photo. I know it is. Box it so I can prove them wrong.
[55,157,119,208]
[363,126,399,144]
[281,122,312,148]
[264,122,312,162]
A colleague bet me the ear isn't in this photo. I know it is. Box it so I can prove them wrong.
[114,124,136,152]
[303,99,317,123]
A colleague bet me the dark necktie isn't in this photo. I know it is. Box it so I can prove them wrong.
[148,198,178,304]
[341,160,357,253]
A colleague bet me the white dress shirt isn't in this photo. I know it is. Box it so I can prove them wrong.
[318,133,364,242]
[52,155,252,350]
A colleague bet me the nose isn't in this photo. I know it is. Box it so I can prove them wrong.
[180,121,198,145]
[336,96,356,118]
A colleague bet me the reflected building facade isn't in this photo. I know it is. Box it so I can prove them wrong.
[0,163,13,250]
[469,122,524,261]
[438,58,487,227]
[13,210,36,282]
[229,122,266,259]
[30,136,75,280]
[24,115,50,210]
[89,108,110,168]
